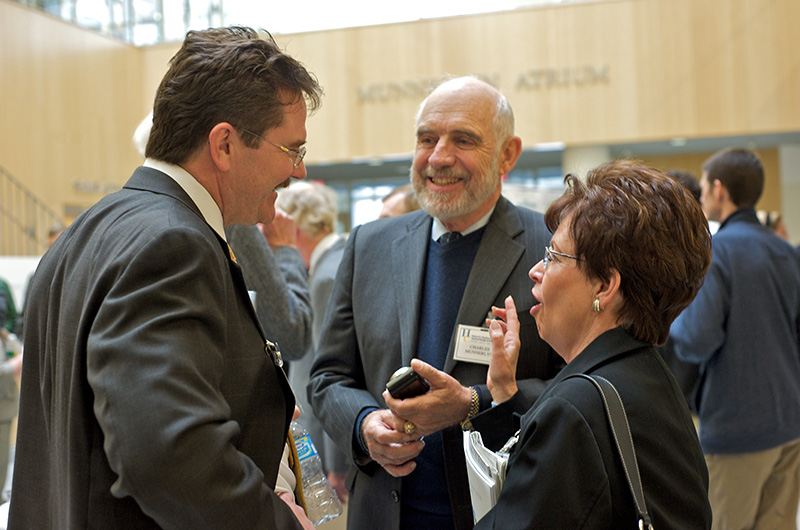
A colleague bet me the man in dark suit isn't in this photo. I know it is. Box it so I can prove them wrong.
[134,112,313,367]
[10,26,321,529]
[308,77,562,530]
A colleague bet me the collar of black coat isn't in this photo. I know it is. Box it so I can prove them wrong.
[550,327,650,385]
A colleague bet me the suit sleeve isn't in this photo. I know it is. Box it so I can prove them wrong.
[87,229,302,530]
[470,390,532,451]
[309,261,352,474]
[308,225,381,469]
[474,396,612,529]
[309,266,336,348]
[226,223,312,361]
[269,245,312,358]
[670,253,730,364]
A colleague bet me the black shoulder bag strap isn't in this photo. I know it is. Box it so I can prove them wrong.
[563,374,654,530]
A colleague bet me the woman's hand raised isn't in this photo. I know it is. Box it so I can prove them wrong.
[487,295,520,404]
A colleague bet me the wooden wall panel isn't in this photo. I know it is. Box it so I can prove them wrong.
[217,0,797,164]
[0,0,143,220]
[1,0,798,234]
[100,0,800,165]
[639,149,782,213]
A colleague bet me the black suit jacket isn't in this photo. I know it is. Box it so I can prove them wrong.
[10,167,302,529]
[472,328,712,529]
[308,197,563,530]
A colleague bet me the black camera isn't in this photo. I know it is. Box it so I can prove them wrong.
[386,366,430,399]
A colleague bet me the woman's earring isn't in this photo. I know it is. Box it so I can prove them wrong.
[592,298,601,312]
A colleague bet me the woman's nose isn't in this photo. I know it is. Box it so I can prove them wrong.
[529,260,544,282]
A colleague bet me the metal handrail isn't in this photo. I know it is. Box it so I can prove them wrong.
[0,164,63,256]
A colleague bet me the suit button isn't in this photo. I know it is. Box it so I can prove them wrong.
[391,490,399,503]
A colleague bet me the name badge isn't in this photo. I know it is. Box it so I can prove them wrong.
[453,324,492,365]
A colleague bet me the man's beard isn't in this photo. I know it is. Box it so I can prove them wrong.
[411,160,499,222]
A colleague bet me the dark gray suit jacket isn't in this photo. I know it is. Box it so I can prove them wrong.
[308,196,563,530]
[472,328,712,529]
[10,167,303,529]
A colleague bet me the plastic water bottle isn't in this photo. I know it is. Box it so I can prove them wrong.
[291,421,343,526]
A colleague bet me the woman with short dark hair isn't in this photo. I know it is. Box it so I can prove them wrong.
[473,160,713,529]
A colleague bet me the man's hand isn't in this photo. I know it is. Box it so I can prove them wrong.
[278,492,315,530]
[361,409,424,477]
[487,295,520,403]
[383,359,472,437]
[259,208,297,249]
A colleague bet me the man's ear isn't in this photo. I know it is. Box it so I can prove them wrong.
[712,179,728,203]
[208,123,235,172]
[497,136,523,176]
[596,268,622,311]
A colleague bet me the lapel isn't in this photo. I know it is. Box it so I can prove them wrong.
[392,213,433,366]
[218,237,268,344]
[222,239,293,407]
[444,197,526,372]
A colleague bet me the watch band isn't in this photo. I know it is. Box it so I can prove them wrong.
[461,386,480,431]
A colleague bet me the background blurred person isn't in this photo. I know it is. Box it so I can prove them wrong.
[0,287,20,503]
[0,280,17,337]
[657,169,704,409]
[474,160,713,528]
[667,168,720,235]
[227,214,312,362]
[756,209,790,241]
[671,147,800,530]
[276,181,350,503]
[667,169,702,202]
[379,183,420,218]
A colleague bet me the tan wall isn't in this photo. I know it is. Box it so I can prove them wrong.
[0,0,144,220]
[2,0,798,231]
[639,149,782,213]
[135,0,800,162]
[267,0,800,162]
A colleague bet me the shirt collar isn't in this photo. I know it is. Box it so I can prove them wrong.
[431,205,496,242]
[143,158,226,241]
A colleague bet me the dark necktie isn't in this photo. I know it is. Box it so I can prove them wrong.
[438,231,462,244]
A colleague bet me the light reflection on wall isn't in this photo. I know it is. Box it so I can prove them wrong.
[12,0,605,46]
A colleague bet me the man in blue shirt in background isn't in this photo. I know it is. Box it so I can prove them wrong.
[671,147,800,530]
